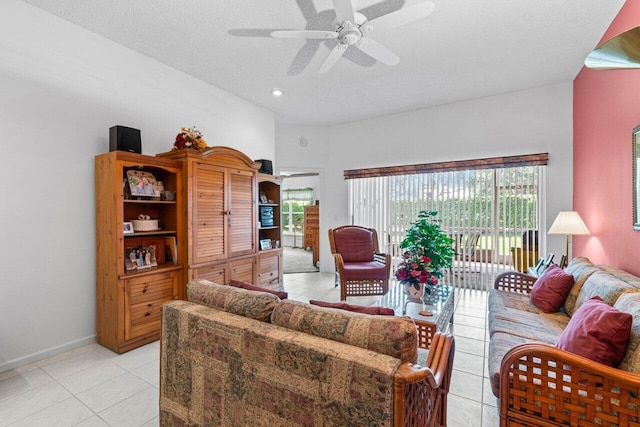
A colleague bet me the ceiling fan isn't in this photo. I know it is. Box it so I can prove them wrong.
[271,0,435,74]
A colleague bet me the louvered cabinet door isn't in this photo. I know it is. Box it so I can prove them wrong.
[192,263,228,285]
[192,163,226,264]
[228,169,255,258]
[229,257,256,284]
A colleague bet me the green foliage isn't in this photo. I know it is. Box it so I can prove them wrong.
[282,201,310,233]
[399,211,455,277]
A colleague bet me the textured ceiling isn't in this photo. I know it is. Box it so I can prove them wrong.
[21,0,625,125]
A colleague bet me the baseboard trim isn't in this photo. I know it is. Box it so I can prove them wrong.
[0,334,97,373]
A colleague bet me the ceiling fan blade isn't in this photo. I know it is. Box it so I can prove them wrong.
[332,0,355,24]
[367,2,435,33]
[355,38,399,66]
[271,30,338,40]
[319,44,347,74]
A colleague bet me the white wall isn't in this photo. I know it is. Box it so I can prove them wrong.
[0,0,275,372]
[275,125,330,254]
[277,83,574,272]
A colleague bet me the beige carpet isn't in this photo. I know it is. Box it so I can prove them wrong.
[283,246,319,274]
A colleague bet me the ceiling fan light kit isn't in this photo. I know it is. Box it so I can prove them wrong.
[585,26,640,70]
[270,0,435,74]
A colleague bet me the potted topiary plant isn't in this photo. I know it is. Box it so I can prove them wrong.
[395,211,455,300]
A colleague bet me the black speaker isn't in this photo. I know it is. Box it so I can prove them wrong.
[110,126,141,154]
[256,159,273,175]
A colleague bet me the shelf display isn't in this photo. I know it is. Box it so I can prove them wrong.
[257,174,283,285]
[95,151,183,353]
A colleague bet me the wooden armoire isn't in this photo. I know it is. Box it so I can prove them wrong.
[157,146,282,292]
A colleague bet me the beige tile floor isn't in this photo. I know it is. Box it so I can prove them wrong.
[0,272,498,426]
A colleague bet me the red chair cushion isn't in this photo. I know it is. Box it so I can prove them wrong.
[309,300,395,316]
[530,265,575,312]
[342,262,387,280]
[556,296,632,367]
[230,280,288,300]
[333,227,375,262]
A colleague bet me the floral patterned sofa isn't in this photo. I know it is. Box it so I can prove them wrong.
[488,257,640,426]
[160,280,455,426]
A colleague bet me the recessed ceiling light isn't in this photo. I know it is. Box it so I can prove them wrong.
[271,88,283,97]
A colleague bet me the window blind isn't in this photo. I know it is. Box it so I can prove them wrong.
[348,162,546,290]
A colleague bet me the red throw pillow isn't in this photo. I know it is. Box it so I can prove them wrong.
[556,296,632,367]
[309,300,395,316]
[530,264,575,312]
[229,280,288,300]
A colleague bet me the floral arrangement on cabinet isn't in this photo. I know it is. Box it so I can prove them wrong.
[395,211,455,298]
[172,126,209,151]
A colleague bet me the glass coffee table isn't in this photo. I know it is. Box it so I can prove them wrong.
[373,283,455,349]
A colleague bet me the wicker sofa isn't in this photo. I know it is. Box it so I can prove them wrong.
[160,280,455,426]
[488,257,640,426]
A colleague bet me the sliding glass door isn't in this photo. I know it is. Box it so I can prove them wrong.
[349,165,545,290]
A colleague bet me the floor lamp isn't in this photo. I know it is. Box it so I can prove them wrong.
[548,211,590,267]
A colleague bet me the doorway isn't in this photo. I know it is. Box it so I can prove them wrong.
[280,171,320,274]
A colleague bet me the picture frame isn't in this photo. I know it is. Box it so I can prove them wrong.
[633,125,640,230]
[125,245,158,271]
[127,170,161,198]
[123,222,134,234]
[259,191,268,204]
[533,257,544,273]
[559,255,568,269]
[259,238,272,250]
[543,253,555,269]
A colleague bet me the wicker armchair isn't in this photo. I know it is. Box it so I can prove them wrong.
[328,225,391,300]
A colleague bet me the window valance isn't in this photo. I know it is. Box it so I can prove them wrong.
[344,153,549,179]
[283,188,314,201]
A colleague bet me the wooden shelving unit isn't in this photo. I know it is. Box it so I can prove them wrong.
[258,174,283,286]
[95,151,183,353]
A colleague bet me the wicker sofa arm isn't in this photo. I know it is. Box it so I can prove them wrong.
[493,271,537,294]
[500,342,640,426]
[394,332,455,426]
